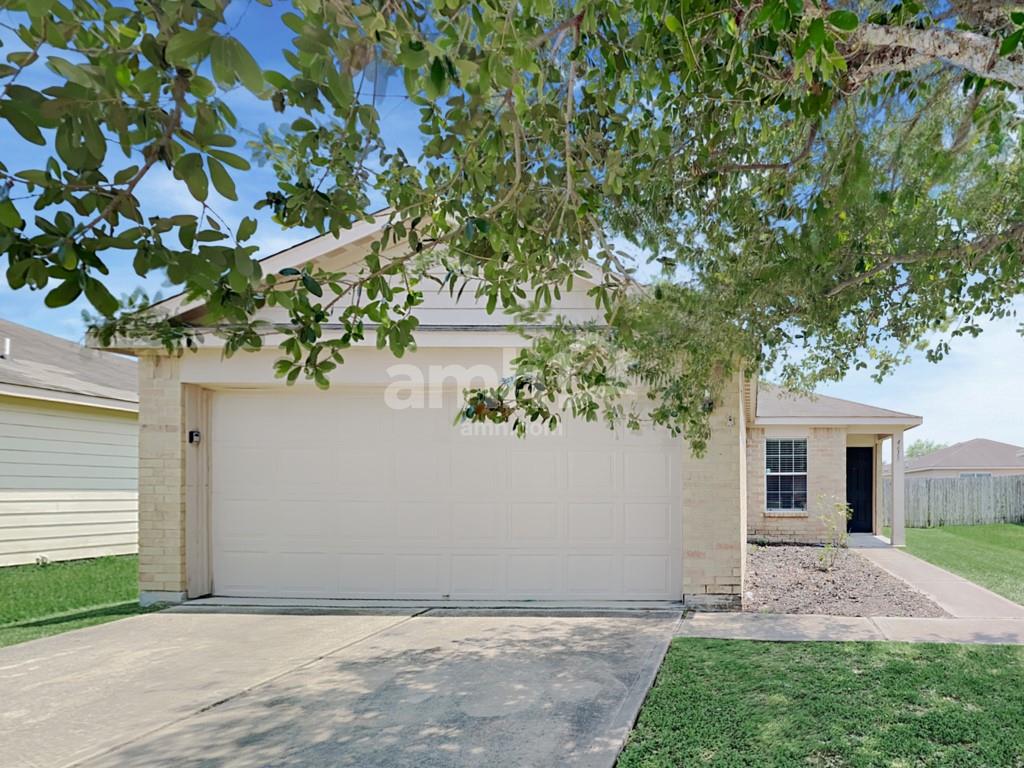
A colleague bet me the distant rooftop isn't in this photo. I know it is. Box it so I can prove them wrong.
[756,383,920,424]
[906,438,1024,473]
[0,318,137,411]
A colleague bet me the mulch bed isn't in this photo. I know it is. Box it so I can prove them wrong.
[744,544,947,617]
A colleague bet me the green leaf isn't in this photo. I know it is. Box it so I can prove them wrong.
[664,13,682,34]
[807,18,826,48]
[208,149,250,170]
[44,278,82,308]
[302,274,323,297]
[207,156,237,200]
[47,57,93,88]
[1,103,45,144]
[827,10,859,31]
[1013,11,1024,24]
[165,29,213,65]
[226,38,263,94]
[174,153,208,202]
[398,39,430,69]
[84,277,119,315]
[209,37,234,88]
[427,57,448,98]
[1000,28,1024,56]
[237,217,257,242]
[0,200,21,228]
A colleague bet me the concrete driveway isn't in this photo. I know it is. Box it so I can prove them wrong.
[1,607,679,768]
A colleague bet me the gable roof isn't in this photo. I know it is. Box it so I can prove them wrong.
[0,318,137,412]
[755,383,921,426]
[906,438,1024,472]
[148,213,390,322]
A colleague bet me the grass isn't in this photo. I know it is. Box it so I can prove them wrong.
[885,523,1024,606]
[0,555,158,648]
[619,638,1024,768]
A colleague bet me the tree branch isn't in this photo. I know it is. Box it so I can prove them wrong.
[826,222,1024,297]
[849,23,1021,88]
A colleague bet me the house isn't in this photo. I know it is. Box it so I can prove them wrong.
[901,438,1024,478]
[95,219,919,608]
[749,385,921,544]
[0,319,138,566]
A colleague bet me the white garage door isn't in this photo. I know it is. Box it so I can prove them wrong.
[210,388,683,600]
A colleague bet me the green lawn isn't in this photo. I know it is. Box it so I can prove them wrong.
[0,555,158,648]
[889,524,1024,606]
[619,638,1024,768]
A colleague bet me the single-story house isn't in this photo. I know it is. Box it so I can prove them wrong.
[899,438,1024,478]
[96,220,921,607]
[0,318,138,566]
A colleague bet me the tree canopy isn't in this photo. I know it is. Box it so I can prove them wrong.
[2,0,1022,451]
[906,439,949,459]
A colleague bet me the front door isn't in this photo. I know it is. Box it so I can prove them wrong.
[846,447,873,533]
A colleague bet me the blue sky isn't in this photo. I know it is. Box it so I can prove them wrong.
[2,4,1022,448]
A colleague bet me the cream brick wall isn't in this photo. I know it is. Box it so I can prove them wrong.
[137,354,187,594]
[681,374,747,609]
[747,426,849,543]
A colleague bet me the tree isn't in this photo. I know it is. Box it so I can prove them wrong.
[2,0,1023,452]
[906,440,948,459]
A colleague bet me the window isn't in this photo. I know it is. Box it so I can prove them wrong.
[766,438,807,511]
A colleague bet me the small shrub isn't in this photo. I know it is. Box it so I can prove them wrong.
[817,496,853,571]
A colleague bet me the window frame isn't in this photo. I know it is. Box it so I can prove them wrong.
[764,437,809,514]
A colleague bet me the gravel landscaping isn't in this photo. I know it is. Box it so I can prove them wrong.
[744,544,947,617]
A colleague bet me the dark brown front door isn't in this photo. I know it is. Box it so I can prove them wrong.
[846,447,873,533]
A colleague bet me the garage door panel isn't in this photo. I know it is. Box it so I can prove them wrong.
[395,501,450,541]
[214,498,275,548]
[624,503,673,542]
[450,554,502,596]
[272,501,338,551]
[623,451,675,495]
[334,452,394,490]
[451,501,506,543]
[509,502,561,543]
[337,502,395,539]
[567,502,616,543]
[567,452,617,493]
[448,446,506,496]
[210,388,683,600]
[337,553,396,595]
[566,555,619,594]
[507,555,561,595]
[509,450,562,493]
[623,555,671,595]
[394,554,444,595]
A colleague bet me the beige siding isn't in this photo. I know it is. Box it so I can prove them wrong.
[0,395,138,565]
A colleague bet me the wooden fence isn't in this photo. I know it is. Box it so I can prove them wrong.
[882,475,1024,528]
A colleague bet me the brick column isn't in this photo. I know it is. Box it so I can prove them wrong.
[137,354,187,603]
[681,373,747,609]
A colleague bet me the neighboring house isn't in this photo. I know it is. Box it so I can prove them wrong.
[899,438,1024,478]
[0,319,138,566]
[96,219,919,608]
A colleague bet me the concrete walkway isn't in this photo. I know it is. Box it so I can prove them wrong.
[677,612,1024,644]
[855,545,1024,619]
[679,544,1024,645]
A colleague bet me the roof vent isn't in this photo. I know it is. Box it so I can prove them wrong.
[0,338,9,359]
